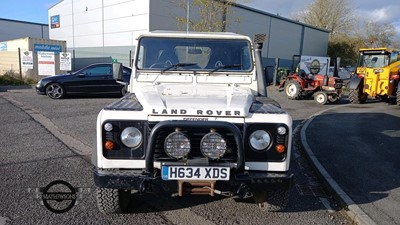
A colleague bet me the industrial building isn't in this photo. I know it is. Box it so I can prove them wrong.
[0,0,329,78]
[0,18,49,42]
[48,0,329,68]
[0,19,65,78]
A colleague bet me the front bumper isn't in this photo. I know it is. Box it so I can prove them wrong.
[36,85,45,95]
[95,120,293,194]
[94,168,293,194]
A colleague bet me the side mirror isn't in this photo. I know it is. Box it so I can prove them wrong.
[113,62,128,89]
[113,62,123,81]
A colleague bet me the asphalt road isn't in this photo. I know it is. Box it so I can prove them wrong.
[305,102,400,225]
[0,86,352,225]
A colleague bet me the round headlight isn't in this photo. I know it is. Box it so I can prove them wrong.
[277,126,287,135]
[200,132,227,159]
[120,127,142,148]
[249,130,271,151]
[164,131,191,159]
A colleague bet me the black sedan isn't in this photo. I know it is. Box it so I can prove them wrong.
[36,63,131,99]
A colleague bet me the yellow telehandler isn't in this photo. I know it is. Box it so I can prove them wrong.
[349,47,400,105]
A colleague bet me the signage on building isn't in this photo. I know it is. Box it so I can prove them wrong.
[38,51,55,76]
[21,51,34,69]
[0,42,7,51]
[60,52,72,71]
[34,44,62,53]
[51,15,60,29]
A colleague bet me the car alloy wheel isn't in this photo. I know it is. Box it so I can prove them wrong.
[46,83,65,99]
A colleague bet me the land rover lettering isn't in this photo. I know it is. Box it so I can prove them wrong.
[152,108,187,115]
[152,108,241,116]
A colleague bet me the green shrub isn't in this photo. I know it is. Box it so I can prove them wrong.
[0,71,34,85]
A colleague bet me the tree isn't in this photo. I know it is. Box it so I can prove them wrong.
[294,0,355,39]
[359,21,398,48]
[328,35,362,66]
[174,0,239,32]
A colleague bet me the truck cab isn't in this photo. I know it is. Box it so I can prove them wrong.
[93,31,293,213]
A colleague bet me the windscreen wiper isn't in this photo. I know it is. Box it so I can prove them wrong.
[209,64,242,74]
[161,63,198,73]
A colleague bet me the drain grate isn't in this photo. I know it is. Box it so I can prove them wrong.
[296,184,327,198]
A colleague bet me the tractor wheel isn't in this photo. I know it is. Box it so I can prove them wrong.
[96,188,131,214]
[349,85,367,104]
[284,80,302,100]
[328,94,339,103]
[314,91,328,104]
[397,90,400,106]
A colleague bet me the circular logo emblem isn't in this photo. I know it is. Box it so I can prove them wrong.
[310,59,321,74]
[41,180,77,213]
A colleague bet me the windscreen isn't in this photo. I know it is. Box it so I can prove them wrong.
[358,51,390,68]
[136,37,253,72]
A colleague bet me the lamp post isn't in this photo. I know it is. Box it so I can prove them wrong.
[186,0,190,32]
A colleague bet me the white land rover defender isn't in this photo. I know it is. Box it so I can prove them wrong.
[93,31,293,213]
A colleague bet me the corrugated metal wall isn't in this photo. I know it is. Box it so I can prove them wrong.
[0,19,49,42]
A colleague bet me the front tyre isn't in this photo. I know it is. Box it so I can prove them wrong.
[254,189,290,212]
[349,85,367,104]
[284,80,302,100]
[45,83,65,99]
[314,91,328,104]
[121,85,127,96]
[96,188,131,214]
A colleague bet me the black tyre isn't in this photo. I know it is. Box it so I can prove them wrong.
[328,94,339,103]
[314,91,328,104]
[349,85,367,104]
[254,189,290,212]
[121,85,127,96]
[96,188,131,214]
[284,80,302,100]
[45,83,65,99]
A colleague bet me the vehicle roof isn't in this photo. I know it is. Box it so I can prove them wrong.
[137,30,252,41]
[80,63,131,68]
[359,47,398,53]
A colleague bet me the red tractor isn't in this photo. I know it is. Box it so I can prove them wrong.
[278,56,343,104]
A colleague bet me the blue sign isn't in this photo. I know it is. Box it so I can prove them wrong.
[34,44,62,53]
[51,15,60,29]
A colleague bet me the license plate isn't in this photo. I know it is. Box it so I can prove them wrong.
[161,166,230,181]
